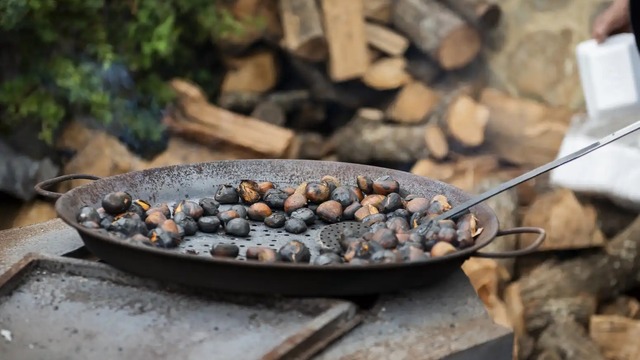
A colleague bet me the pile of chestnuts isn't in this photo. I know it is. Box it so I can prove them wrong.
[76,174,483,266]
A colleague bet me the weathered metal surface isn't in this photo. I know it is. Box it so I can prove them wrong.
[0,253,361,360]
[314,269,514,360]
[34,159,521,296]
[0,219,85,273]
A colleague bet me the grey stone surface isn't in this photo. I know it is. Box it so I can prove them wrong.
[0,140,59,201]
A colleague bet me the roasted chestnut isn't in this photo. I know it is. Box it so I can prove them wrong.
[278,240,311,263]
[102,191,132,215]
[263,189,289,210]
[350,186,365,202]
[305,182,331,204]
[397,244,429,262]
[372,175,399,195]
[369,222,387,234]
[230,205,247,219]
[264,213,286,228]
[371,250,401,263]
[331,186,356,207]
[148,228,181,248]
[108,217,146,237]
[437,227,458,245]
[237,180,261,204]
[211,243,239,258]
[80,221,100,229]
[199,198,220,216]
[457,229,474,248]
[174,200,204,220]
[354,206,372,222]
[431,241,457,257]
[386,217,410,233]
[284,193,307,214]
[160,219,180,236]
[406,197,430,214]
[258,181,275,196]
[313,252,344,265]
[360,194,385,210]
[361,213,386,227]
[198,216,221,233]
[77,206,100,224]
[215,184,239,204]
[438,219,456,229]
[146,203,171,218]
[371,228,398,249]
[130,199,151,218]
[294,181,309,196]
[344,240,376,261]
[282,187,296,196]
[217,209,240,224]
[284,218,307,234]
[225,218,251,237]
[321,175,341,192]
[246,246,279,262]
[343,202,362,220]
[382,193,403,213]
[391,208,410,220]
[174,212,198,236]
[356,175,373,194]
[316,200,342,223]
[291,208,316,225]
[247,203,272,221]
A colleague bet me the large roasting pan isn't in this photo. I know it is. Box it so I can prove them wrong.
[35,159,545,296]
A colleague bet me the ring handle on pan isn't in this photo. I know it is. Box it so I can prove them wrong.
[34,174,102,201]
[472,227,546,259]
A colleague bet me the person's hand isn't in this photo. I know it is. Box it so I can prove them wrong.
[592,0,632,43]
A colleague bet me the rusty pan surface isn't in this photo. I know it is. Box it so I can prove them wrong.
[37,159,543,296]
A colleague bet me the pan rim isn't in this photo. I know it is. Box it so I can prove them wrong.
[54,159,501,271]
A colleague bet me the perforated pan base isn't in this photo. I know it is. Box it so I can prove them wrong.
[169,203,369,262]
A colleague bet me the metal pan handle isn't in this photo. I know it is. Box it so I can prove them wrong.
[472,227,546,259]
[35,174,102,201]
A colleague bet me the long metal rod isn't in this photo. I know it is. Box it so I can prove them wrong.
[436,119,640,221]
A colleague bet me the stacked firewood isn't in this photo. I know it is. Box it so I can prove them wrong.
[164,0,528,164]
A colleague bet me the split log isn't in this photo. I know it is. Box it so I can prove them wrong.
[392,0,482,70]
[410,155,500,193]
[279,0,327,62]
[536,319,606,360]
[598,296,640,319]
[479,88,572,168]
[362,57,411,90]
[332,119,428,163]
[221,50,279,94]
[444,94,488,148]
[356,108,385,122]
[589,315,640,360]
[386,81,440,123]
[217,90,311,114]
[364,0,392,23]
[461,257,511,328]
[423,123,449,160]
[168,79,295,158]
[321,0,369,82]
[250,100,286,126]
[364,22,410,57]
[439,0,502,29]
[507,215,640,331]
[519,188,606,251]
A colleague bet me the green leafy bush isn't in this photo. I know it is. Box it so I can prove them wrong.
[0,0,243,145]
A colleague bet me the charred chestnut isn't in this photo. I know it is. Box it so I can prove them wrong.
[382,193,403,213]
[316,200,343,223]
[331,186,356,208]
[278,240,311,263]
[130,199,151,218]
[313,252,344,265]
[199,198,220,216]
[371,250,401,263]
[437,227,458,245]
[368,222,387,234]
[217,210,240,224]
[398,244,429,262]
[146,203,171,219]
[237,180,261,204]
[344,240,376,261]
[284,218,307,234]
[371,228,398,249]
[386,217,410,233]
[232,204,248,219]
[264,213,286,228]
[257,181,275,196]
[360,194,385,210]
[211,243,239,258]
[102,191,133,215]
[149,228,181,248]
[372,175,399,195]
[108,217,146,237]
[431,195,452,211]
[343,202,362,220]
[291,208,316,225]
[356,175,374,194]
[215,184,239,204]
[305,182,331,204]
[160,219,180,236]
[174,200,204,220]
[263,189,289,210]
[391,208,411,220]
[77,206,100,224]
[321,176,341,193]
[225,218,250,237]
[406,198,430,214]
[284,193,307,214]
[457,229,474,248]
[247,203,272,221]
[361,213,387,227]
[174,212,198,236]
[350,186,365,202]
[81,221,100,229]
[198,216,221,233]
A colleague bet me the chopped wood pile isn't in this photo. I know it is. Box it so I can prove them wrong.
[163,0,514,164]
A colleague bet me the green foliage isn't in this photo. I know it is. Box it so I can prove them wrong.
[0,0,244,144]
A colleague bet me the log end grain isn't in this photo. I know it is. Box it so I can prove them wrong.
[424,124,449,160]
[438,24,482,70]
